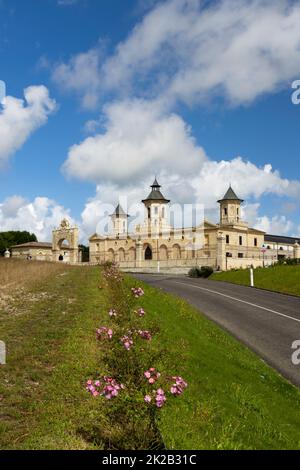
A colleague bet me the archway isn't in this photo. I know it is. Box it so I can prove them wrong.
[52,219,79,263]
[59,254,64,261]
[145,245,152,260]
[173,244,181,259]
[118,248,125,262]
[128,247,136,261]
[159,244,168,260]
[107,248,115,262]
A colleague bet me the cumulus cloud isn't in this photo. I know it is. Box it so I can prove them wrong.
[0,196,73,241]
[52,47,104,109]
[53,0,300,107]
[0,85,56,168]
[63,99,207,184]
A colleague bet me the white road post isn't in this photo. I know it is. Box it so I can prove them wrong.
[250,267,254,287]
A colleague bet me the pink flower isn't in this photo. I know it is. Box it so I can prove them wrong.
[131,287,145,298]
[170,376,188,396]
[144,368,160,385]
[155,388,166,408]
[144,395,152,403]
[138,330,152,341]
[96,326,113,341]
[120,335,133,351]
[108,309,117,317]
[85,376,123,400]
[135,307,146,317]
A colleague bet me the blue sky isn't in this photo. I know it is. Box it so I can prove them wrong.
[0,0,300,241]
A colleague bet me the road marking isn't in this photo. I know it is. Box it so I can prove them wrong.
[171,281,300,324]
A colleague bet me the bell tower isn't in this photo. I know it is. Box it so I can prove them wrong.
[218,186,244,227]
[142,178,170,234]
[111,204,129,238]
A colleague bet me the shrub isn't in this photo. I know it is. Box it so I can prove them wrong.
[188,266,213,278]
[83,263,188,449]
[188,267,202,278]
[200,266,214,278]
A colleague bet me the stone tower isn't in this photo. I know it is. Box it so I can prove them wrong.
[218,186,244,227]
[111,204,129,238]
[142,178,170,235]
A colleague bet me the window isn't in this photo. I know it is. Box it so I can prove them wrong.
[224,208,228,216]
[226,252,232,258]
[237,208,239,215]
[226,235,230,244]
[148,207,151,219]
[239,236,242,246]
[162,207,165,218]
[254,238,257,247]
[238,253,244,258]
[155,207,158,215]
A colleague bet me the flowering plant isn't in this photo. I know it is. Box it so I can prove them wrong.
[96,326,113,340]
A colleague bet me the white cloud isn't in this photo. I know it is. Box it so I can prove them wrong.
[0,85,56,168]
[52,47,103,109]
[63,99,207,184]
[53,0,300,107]
[0,196,73,241]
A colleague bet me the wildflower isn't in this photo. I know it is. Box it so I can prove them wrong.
[131,287,145,298]
[135,307,146,317]
[170,376,188,396]
[108,309,117,317]
[121,335,133,350]
[138,330,152,341]
[102,377,124,400]
[155,388,166,408]
[144,368,161,384]
[86,377,123,400]
[96,326,113,340]
[144,395,152,403]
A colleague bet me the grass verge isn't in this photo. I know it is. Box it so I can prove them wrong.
[1,263,300,449]
[210,264,300,297]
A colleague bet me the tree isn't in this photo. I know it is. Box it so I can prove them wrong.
[0,231,37,256]
[79,244,90,263]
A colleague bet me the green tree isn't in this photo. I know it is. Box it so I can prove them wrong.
[0,231,37,256]
[79,244,90,262]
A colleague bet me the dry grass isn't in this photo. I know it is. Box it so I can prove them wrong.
[0,259,70,314]
[0,259,69,289]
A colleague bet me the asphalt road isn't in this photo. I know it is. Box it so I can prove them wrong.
[134,274,300,387]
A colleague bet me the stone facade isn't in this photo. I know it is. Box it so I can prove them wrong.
[89,180,284,273]
[9,181,300,272]
[11,219,80,263]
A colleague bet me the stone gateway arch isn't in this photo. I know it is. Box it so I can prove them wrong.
[52,219,79,263]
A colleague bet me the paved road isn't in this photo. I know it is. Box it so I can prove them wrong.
[134,274,300,387]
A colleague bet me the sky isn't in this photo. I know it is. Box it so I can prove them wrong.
[0,0,300,242]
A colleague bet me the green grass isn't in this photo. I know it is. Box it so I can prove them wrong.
[210,264,300,297]
[1,264,300,449]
